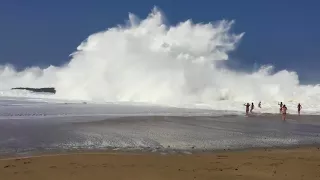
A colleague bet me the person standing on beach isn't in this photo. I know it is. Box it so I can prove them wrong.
[258,101,261,108]
[250,102,254,113]
[281,104,287,121]
[244,103,250,115]
[278,102,283,113]
[298,103,302,115]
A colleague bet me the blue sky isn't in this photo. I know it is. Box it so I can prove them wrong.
[0,0,319,83]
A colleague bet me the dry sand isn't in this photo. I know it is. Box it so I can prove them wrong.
[1,147,320,180]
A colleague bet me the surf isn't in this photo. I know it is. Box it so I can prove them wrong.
[0,7,320,114]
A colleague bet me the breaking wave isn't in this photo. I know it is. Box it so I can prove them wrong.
[1,7,320,114]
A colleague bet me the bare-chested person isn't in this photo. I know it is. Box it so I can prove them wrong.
[281,104,287,121]
[250,102,254,113]
[244,103,250,116]
[297,103,302,115]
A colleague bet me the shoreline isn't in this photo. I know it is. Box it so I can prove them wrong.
[1,146,320,180]
[1,144,320,160]
[1,143,320,160]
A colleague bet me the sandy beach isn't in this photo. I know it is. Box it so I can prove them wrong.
[1,147,320,180]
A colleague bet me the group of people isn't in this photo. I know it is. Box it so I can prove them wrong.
[244,101,302,121]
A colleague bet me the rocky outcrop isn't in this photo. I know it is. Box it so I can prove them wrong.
[11,87,56,94]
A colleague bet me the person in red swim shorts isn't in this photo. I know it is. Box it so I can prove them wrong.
[297,103,302,115]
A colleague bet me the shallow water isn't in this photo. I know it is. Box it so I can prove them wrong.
[1,103,320,156]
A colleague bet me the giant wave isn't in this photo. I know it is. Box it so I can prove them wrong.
[1,7,320,114]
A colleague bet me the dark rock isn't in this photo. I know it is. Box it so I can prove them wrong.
[12,87,56,94]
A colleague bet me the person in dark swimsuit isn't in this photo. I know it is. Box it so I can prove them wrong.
[297,103,302,115]
[258,101,261,108]
[250,102,254,113]
[278,102,283,113]
[244,103,250,115]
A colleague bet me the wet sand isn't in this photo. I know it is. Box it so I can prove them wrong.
[1,147,320,180]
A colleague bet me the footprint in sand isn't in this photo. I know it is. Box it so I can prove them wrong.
[4,165,16,168]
